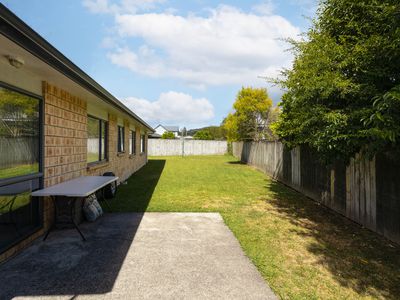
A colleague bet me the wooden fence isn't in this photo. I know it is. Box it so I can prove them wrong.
[148,139,227,156]
[233,141,400,244]
[0,137,38,168]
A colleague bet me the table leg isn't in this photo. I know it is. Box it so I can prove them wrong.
[43,196,56,241]
[71,197,86,241]
[101,188,112,212]
[43,196,86,241]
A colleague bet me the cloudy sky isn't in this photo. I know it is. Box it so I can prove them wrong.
[2,0,317,129]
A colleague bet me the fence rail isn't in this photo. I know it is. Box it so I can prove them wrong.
[148,139,227,156]
[233,141,400,244]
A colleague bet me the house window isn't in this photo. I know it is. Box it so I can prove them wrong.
[0,87,40,179]
[87,116,107,163]
[0,83,43,253]
[129,130,136,155]
[117,125,125,153]
[140,134,145,153]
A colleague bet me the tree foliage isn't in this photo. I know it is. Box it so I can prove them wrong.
[161,131,176,139]
[223,87,274,142]
[193,130,213,140]
[0,87,39,137]
[274,0,400,162]
[187,126,226,140]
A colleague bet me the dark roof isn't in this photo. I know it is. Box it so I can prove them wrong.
[155,125,179,132]
[149,133,162,138]
[164,126,179,132]
[0,4,153,132]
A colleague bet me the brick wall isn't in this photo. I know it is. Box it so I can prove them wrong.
[86,115,148,181]
[42,82,88,234]
[43,82,87,187]
[0,82,148,263]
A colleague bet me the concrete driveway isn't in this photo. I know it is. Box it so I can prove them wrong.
[0,213,276,299]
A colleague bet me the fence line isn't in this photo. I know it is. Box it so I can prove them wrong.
[0,137,38,168]
[148,139,227,156]
[232,141,400,244]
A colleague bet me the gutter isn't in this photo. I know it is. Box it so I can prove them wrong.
[0,4,154,133]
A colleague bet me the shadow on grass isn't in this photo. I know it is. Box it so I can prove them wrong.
[226,161,246,165]
[265,179,400,299]
[109,159,166,212]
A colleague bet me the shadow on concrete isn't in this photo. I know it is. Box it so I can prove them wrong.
[0,159,166,299]
[265,179,400,299]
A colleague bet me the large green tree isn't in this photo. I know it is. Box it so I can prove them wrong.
[0,88,39,137]
[187,126,226,140]
[223,87,274,142]
[275,0,400,162]
[161,131,175,139]
[193,130,213,140]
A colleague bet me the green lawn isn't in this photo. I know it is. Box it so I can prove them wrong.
[109,155,400,300]
[0,163,38,179]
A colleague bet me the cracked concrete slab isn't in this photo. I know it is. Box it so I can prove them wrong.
[0,213,276,299]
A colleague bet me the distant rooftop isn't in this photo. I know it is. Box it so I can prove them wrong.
[156,125,179,132]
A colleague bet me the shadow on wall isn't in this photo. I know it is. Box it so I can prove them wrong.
[265,179,400,299]
[0,160,166,299]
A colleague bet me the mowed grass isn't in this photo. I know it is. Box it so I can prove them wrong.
[109,156,400,300]
[0,163,38,179]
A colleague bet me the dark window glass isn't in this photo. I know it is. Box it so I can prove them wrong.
[141,134,145,153]
[0,178,42,252]
[87,116,107,163]
[129,130,136,155]
[0,85,43,253]
[0,87,40,179]
[118,126,125,153]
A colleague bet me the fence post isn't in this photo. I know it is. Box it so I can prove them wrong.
[181,136,185,157]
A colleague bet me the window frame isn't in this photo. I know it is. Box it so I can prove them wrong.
[87,115,108,165]
[117,125,125,153]
[129,130,136,156]
[0,81,44,254]
[0,81,44,188]
[140,134,146,153]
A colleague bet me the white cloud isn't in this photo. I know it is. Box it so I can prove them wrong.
[83,0,165,14]
[121,91,214,125]
[105,5,300,88]
[252,1,275,15]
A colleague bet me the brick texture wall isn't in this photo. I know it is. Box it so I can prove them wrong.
[0,82,148,263]
[43,82,87,187]
[86,114,148,180]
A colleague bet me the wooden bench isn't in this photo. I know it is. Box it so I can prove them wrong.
[32,176,118,241]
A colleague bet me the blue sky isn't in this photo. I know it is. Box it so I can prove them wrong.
[2,0,317,129]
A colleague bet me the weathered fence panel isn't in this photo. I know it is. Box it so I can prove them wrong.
[232,141,400,244]
[149,139,227,156]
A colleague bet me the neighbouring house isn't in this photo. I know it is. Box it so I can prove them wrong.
[153,125,180,138]
[148,132,162,139]
[0,4,154,262]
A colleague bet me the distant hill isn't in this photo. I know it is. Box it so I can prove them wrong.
[187,126,226,140]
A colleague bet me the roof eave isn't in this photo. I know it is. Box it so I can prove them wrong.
[0,4,154,133]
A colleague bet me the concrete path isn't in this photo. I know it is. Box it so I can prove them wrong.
[0,213,276,299]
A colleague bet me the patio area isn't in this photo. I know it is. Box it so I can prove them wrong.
[0,212,276,299]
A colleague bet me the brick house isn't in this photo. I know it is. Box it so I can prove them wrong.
[0,5,153,262]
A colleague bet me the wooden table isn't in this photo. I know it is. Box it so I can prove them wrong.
[32,176,118,240]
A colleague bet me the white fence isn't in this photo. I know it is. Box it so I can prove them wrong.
[148,139,227,156]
